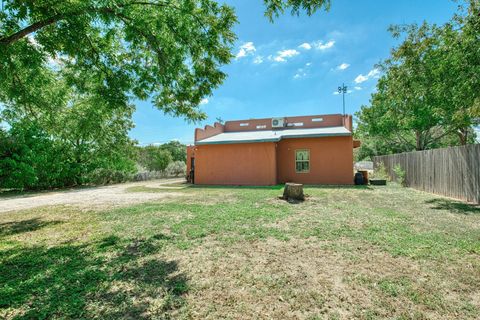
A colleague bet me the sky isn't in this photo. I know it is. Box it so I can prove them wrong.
[129,0,462,145]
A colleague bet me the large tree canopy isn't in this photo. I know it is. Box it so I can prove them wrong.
[0,0,330,121]
[355,1,479,159]
[0,0,330,189]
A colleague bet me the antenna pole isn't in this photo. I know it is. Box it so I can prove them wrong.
[337,83,347,116]
[338,83,348,126]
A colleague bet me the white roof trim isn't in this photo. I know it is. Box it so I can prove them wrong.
[196,126,351,145]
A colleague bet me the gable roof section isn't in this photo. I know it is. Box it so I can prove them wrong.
[195,126,351,145]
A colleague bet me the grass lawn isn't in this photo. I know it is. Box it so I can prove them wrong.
[0,184,479,319]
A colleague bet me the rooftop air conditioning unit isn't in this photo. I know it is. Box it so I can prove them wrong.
[272,117,285,128]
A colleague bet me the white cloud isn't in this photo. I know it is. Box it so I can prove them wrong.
[253,56,264,64]
[297,40,335,52]
[354,68,381,83]
[235,42,256,59]
[333,91,340,95]
[354,74,369,84]
[337,63,350,70]
[293,63,311,79]
[298,42,312,50]
[272,49,300,62]
[314,40,335,50]
[367,68,380,78]
[293,70,307,79]
[354,86,362,90]
[200,98,209,105]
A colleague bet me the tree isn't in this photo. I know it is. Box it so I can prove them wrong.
[263,0,330,21]
[138,146,173,171]
[0,0,330,122]
[0,68,137,189]
[355,1,479,158]
[0,0,331,189]
[160,140,187,162]
[434,2,480,144]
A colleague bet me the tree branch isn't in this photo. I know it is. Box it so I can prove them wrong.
[0,1,210,47]
[118,1,210,33]
[0,14,63,46]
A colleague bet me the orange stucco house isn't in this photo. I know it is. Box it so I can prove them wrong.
[187,114,360,186]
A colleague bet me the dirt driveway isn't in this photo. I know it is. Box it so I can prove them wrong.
[0,179,186,213]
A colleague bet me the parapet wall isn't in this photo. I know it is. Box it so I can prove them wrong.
[224,114,350,132]
[195,122,224,142]
[194,114,353,142]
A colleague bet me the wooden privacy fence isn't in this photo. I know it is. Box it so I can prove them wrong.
[374,144,480,204]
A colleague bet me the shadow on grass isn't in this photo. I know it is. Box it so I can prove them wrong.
[0,234,187,319]
[0,218,63,238]
[425,198,480,215]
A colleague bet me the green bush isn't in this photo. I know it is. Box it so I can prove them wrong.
[393,164,407,186]
[138,146,173,171]
[0,122,71,190]
[372,163,389,180]
[0,121,137,190]
[166,161,186,177]
[87,168,133,185]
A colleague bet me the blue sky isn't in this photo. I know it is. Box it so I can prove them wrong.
[130,0,460,145]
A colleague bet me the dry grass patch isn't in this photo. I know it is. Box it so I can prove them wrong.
[0,183,478,319]
[172,236,478,319]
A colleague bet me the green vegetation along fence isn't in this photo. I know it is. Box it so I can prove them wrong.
[374,144,480,204]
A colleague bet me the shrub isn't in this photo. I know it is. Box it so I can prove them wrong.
[393,164,406,186]
[165,161,186,177]
[133,171,164,181]
[87,168,133,185]
[372,163,389,180]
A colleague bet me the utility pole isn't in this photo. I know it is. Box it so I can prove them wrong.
[337,83,347,116]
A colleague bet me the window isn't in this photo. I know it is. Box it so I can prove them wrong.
[287,122,304,127]
[295,150,310,173]
[239,123,249,127]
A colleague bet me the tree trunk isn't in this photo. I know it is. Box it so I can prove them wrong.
[415,131,422,151]
[458,128,468,145]
[282,183,304,201]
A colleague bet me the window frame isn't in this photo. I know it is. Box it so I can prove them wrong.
[295,149,310,174]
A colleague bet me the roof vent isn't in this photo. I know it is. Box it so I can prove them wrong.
[272,117,285,128]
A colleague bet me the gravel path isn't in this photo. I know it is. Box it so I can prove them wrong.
[0,179,186,213]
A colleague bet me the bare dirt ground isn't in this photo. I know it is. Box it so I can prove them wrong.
[0,179,186,213]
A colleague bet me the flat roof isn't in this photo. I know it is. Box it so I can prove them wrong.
[196,126,351,145]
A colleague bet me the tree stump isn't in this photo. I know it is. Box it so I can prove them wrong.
[282,183,304,202]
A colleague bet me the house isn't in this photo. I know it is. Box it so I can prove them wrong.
[186,114,360,185]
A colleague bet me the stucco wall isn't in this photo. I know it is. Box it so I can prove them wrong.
[277,136,354,185]
[194,142,277,185]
